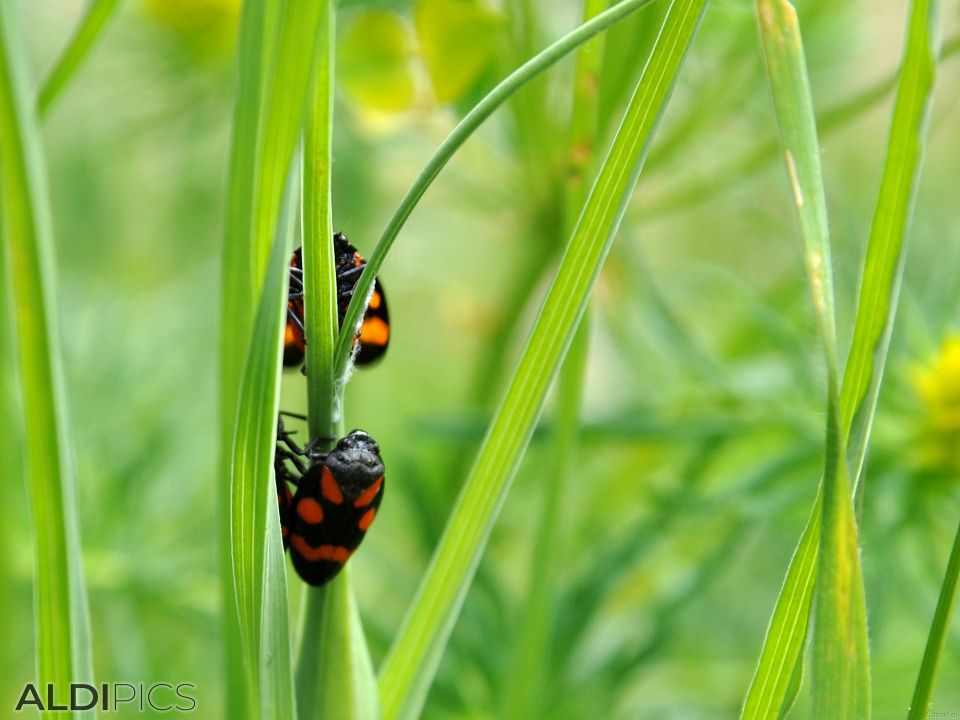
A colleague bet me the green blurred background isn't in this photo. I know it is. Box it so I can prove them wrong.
[2,0,959,717]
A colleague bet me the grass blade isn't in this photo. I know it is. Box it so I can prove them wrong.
[37,0,123,117]
[841,0,943,495]
[749,1,869,717]
[907,515,960,719]
[0,2,94,716]
[743,0,944,714]
[376,1,708,717]
[230,168,297,718]
[220,1,326,717]
[332,0,660,380]
[295,3,379,718]
[219,2,281,715]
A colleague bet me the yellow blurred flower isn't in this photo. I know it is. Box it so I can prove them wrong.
[141,0,240,57]
[912,334,960,472]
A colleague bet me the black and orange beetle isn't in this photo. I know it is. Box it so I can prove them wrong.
[284,232,390,368]
[275,414,385,586]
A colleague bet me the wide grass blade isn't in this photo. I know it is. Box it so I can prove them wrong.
[37,0,123,117]
[331,0,660,380]
[907,516,960,719]
[219,1,327,717]
[376,1,708,717]
[742,0,943,714]
[219,2,281,715]
[0,2,94,717]
[229,170,297,718]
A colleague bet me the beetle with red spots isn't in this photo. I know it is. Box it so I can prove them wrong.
[275,414,385,587]
[284,232,390,369]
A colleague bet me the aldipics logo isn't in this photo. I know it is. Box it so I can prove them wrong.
[14,683,197,713]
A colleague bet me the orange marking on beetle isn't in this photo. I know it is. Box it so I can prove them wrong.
[359,317,389,346]
[291,536,350,564]
[353,477,383,507]
[296,497,324,524]
[320,466,344,504]
[358,508,376,531]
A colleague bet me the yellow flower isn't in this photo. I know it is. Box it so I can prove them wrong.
[141,0,240,57]
[912,334,960,472]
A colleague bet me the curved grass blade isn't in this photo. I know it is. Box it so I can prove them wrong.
[229,169,297,719]
[0,3,94,717]
[332,0,660,380]
[377,2,709,717]
[37,0,123,117]
[907,515,960,720]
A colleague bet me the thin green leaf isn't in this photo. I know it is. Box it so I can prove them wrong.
[907,515,960,720]
[747,1,869,716]
[741,491,820,720]
[841,0,943,496]
[230,169,297,719]
[332,0,661,380]
[377,1,708,717]
[303,0,339,444]
[0,3,94,717]
[37,0,123,117]
[296,4,379,718]
[743,0,943,714]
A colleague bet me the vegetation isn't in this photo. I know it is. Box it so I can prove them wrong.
[1,0,958,718]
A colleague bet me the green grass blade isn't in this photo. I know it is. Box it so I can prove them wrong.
[296,567,380,720]
[743,0,943,714]
[377,1,708,717]
[740,492,820,720]
[747,1,869,716]
[332,0,660,380]
[295,4,378,718]
[302,0,339,442]
[907,515,960,720]
[219,1,326,716]
[841,0,943,495]
[219,1,281,715]
[37,0,123,117]
[230,169,297,718]
[0,3,94,717]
